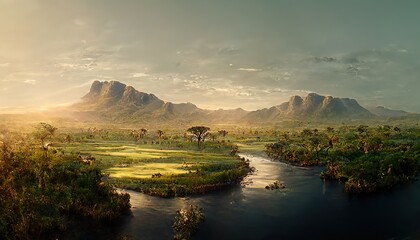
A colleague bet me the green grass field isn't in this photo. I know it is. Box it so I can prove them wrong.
[56,139,250,197]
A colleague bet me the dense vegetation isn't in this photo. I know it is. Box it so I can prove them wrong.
[55,126,251,198]
[265,125,420,193]
[0,129,130,239]
[173,205,205,240]
[104,141,250,198]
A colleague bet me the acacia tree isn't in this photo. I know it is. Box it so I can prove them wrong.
[33,122,57,189]
[33,122,57,148]
[187,126,210,149]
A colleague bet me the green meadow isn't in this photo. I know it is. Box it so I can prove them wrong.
[57,137,250,197]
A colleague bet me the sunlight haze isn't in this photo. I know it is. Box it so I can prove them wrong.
[1,0,419,112]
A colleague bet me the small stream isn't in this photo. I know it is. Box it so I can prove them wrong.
[65,153,420,240]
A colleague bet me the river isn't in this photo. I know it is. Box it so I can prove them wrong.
[65,153,420,240]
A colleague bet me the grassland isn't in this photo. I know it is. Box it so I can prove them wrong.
[56,135,250,197]
[11,120,419,197]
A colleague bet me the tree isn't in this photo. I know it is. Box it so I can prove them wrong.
[130,130,140,142]
[187,126,210,149]
[140,128,148,139]
[157,130,164,139]
[328,135,340,150]
[357,125,369,135]
[33,123,57,189]
[218,130,228,137]
[301,128,313,137]
[131,128,148,142]
[173,205,205,240]
[265,141,288,160]
[208,132,217,142]
[33,122,57,147]
[64,134,71,143]
[307,136,323,162]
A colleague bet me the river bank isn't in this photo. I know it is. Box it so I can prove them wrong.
[61,153,420,239]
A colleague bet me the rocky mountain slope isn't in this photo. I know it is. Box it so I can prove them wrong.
[367,106,409,118]
[69,81,407,124]
[71,81,246,123]
[245,93,373,122]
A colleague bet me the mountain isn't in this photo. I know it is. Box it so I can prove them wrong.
[77,80,164,111]
[368,106,409,118]
[244,93,373,122]
[71,81,246,124]
[69,81,395,125]
[72,81,200,120]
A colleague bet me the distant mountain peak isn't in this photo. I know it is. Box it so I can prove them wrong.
[367,106,409,118]
[70,81,395,124]
[80,80,162,109]
[72,81,215,122]
[83,80,126,101]
[246,92,373,122]
[289,95,303,107]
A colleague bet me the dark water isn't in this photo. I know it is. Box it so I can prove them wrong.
[67,153,420,240]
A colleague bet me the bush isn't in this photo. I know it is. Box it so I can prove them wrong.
[173,205,205,240]
[0,138,131,239]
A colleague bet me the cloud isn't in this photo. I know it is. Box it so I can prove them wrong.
[132,72,149,78]
[0,1,418,112]
[51,80,95,96]
[237,68,262,72]
[23,79,37,85]
[72,18,86,27]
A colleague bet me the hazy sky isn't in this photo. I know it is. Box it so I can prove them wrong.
[1,0,419,112]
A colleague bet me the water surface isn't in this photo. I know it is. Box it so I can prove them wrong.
[68,153,420,240]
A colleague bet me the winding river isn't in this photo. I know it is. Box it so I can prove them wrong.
[65,153,420,240]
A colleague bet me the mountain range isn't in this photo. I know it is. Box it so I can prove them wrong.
[70,81,246,123]
[68,80,412,124]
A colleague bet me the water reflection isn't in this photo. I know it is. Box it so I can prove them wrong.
[68,154,420,240]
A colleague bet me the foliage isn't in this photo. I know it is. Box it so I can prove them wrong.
[33,122,57,146]
[265,126,420,193]
[218,130,228,137]
[265,180,285,190]
[130,128,148,142]
[187,126,210,149]
[157,129,165,139]
[0,132,130,239]
[172,205,205,240]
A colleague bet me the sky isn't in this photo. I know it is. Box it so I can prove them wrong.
[1,0,420,112]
